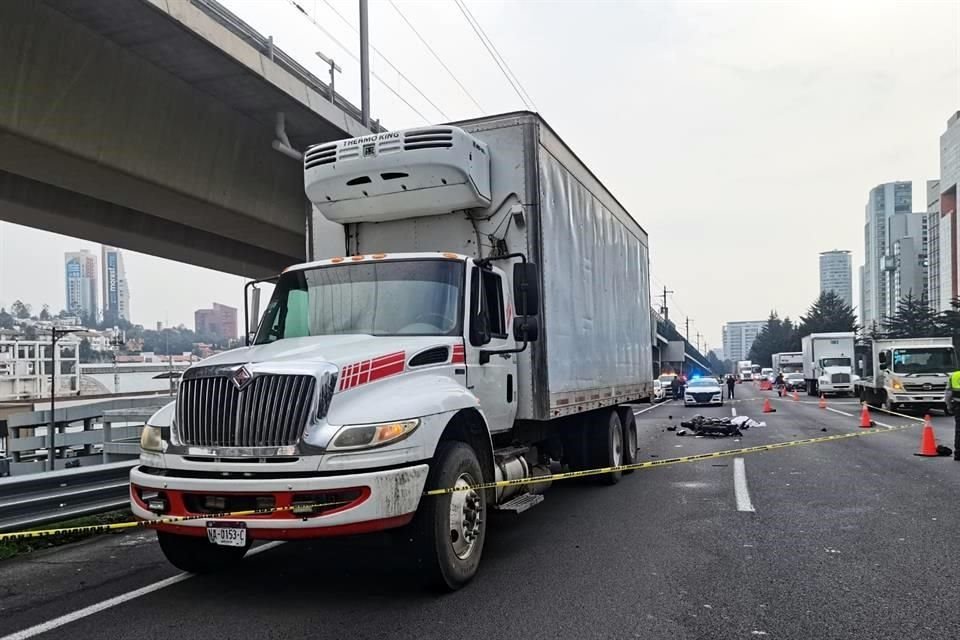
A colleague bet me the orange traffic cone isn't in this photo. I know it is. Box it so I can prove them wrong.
[915,415,938,457]
[762,398,775,413]
[792,391,799,401]
[818,394,827,409]
[859,404,874,428]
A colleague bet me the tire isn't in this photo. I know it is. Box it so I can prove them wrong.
[156,531,249,574]
[591,409,623,486]
[617,407,638,475]
[411,441,486,591]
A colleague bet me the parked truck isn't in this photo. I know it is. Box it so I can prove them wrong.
[737,360,753,382]
[130,112,654,589]
[772,352,803,374]
[854,337,957,414]
[801,332,855,396]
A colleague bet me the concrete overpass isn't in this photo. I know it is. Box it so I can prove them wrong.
[0,0,375,277]
[652,314,713,378]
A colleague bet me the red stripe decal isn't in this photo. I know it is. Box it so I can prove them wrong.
[337,352,405,392]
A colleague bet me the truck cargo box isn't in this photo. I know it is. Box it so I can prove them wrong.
[310,112,653,423]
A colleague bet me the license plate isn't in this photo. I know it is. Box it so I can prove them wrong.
[206,521,247,547]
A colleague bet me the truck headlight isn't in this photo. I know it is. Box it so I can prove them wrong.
[329,419,420,450]
[891,379,903,391]
[140,425,165,453]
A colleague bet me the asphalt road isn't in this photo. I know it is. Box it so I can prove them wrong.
[3,384,960,640]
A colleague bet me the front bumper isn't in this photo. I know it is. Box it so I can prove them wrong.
[130,463,429,539]
[886,394,947,406]
[684,395,722,406]
[819,383,851,393]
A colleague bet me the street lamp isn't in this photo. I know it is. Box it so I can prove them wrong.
[48,327,81,471]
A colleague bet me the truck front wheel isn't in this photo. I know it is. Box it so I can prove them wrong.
[156,531,249,573]
[412,441,486,591]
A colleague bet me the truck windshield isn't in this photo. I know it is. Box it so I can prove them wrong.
[820,358,849,368]
[255,259,464,343]
[891,348,957,374]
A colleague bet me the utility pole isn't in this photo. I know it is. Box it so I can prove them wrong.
[48,327,80,471]
[358,0,370,127]
[659,286,674,322]
[685,317,690,341]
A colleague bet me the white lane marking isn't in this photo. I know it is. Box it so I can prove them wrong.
[733,457,755,513]
[731,407,737,417]
[825,407,855,418]
[634,401,671,415]
[0,541,285,640]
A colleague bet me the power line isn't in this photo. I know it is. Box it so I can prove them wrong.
[286,0,430,123]
[386,0,485,114]
[320,0,449,120]
[453,0,538,111]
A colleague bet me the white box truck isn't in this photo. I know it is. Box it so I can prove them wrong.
[772,352,803,374]
[737,360,753,382]
[854,337,957,413]
[801,332,855,396]
[131,112,653,589]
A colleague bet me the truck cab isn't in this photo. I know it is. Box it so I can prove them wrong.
[857,338,957,413]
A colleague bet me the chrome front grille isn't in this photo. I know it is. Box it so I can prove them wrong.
[176,373,317,447]
[904,382,946,392]
[831,373,851,384]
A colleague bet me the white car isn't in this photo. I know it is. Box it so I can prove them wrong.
[684,377,724,407]
[653,379,665,402]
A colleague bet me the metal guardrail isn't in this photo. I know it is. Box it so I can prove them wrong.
[0,461,136,532]
[4,396,170,475]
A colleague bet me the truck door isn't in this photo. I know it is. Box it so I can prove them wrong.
[467,265,518,432]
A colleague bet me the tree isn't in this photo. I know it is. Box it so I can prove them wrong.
[78,338,95,363]
[937,296,960,337]
[0,308,12,330]
[39,305,51,321]
[23,325,37,340]
[11,300,31,320]
[798,291,858,337]
[706,351,726,374]
[881,293,939,338]
[749,311,800,367]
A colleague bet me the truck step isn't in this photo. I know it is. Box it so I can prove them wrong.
[495,493,544,514]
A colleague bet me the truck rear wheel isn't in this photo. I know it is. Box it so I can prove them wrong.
[592,409,623,486]
[617,407,638,475]
[412,441,486,591]
[156,531,249,573]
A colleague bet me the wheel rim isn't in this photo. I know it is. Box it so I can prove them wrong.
[627,425,637,462]
[448,473,482,560]
[611,422,623,466]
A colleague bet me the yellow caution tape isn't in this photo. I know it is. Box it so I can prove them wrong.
[1,406,927,540]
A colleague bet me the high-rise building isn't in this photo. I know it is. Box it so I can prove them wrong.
[819,250,853,308]
[64,250,99,321]
[930,112,960,312]
[883,211,928,317]
[927,180,942,310]
[721,321,766,363]
[860,181,912,328]
[195,303,238,341]
[101,246,131,324]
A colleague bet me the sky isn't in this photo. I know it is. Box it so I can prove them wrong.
[1,0,958,351]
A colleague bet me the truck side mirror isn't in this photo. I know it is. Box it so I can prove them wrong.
[513,263,540,317]
[513,316,539,343]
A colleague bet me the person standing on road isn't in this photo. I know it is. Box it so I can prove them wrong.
[948,370,960,461]
[726,374,736,400]
[670,375,681,401]
[774,372,785,397]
